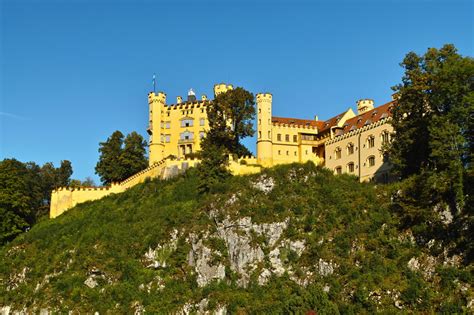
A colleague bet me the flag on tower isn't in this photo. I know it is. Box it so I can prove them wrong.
[152,74,156,93]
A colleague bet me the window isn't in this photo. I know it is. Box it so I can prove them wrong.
[381,131,390,145]
[259,131,261,138]
[293,135,298,143]
[165,122,170,129]
[181,118,194,127]
[199,132,205,139]
[160,135,164,142]
[278,150,281,155]
[259,108,261,113]
[294,151,297,156]
[368,156,375,167]
[335,166,342,175]
[268,131,271,138]
[347,162,355,173]
[167,112,170,117]
[277,134,282,141]
[259,119,261,125]
[160,122,164,128]
[200,118,205,126]
[285,134,290,142]
[180,131,194,140]
[165,135,171,143]
[286,151,289,155]
[347,143,354,155]
[367,135,375,148]
[335,147,342,159]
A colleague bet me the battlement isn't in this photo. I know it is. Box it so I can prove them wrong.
[148,92,167,105]
[165,99,210,109]
[52,186,111,193]
[214,83,233,96]
[256,93,273,102]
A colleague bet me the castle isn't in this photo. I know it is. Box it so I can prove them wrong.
[50,83,394,218]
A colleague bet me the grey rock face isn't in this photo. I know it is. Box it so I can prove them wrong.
[251,175,275,194]
[189,237,226,287]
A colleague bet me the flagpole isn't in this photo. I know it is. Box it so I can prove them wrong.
[152,73,156,93]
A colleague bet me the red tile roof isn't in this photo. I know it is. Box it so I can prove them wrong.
[319,110,351,133]
[272,116,325,129]
[340,101,394,134]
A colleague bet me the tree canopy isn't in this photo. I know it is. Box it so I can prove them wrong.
[0,159,73,245]
[389,44,473,260]
[95,131,148,185]
[197,87,256,193]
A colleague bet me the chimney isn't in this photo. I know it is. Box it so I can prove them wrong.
[314,115,319,121]
[177,96,182,104]
[357,99,374,114]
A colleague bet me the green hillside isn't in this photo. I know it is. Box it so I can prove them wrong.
[0,163,472,314]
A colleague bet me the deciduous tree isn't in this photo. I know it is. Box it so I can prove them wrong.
[198,87,255,193]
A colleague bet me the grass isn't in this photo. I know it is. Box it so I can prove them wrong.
[0,162,471,313]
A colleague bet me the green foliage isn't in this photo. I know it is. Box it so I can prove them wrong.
[0,159,73,245]
[198,87,255,194]
[95,131,148,185]
[389,44,474,261]
[0,162,471,313]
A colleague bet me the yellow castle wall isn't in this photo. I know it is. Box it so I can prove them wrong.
[148,83,234,165]
[324,119,393,182]
[50,82,394,219]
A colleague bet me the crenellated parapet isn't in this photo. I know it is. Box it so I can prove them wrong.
[214,83,233,97]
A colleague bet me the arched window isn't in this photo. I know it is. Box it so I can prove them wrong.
[381,130,390,145]
[367,135,375,148]
[347,162,355,173]
[368,155,375,167]
[335,166,342,175]
[335,147,342,159]
[347,143,354,155]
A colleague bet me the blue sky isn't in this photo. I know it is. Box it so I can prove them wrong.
[1,0,472,183]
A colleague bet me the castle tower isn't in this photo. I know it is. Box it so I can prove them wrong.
[213,83,233,97]
[256,93,273,167]
[357,99,374,114]
[147,91,166,165]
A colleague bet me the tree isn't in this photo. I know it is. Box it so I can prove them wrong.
[0,159,72,244]
[390,44,473,207]
[206,87,256,155]
[95,131,148,185]
[95,131,126,184]
[389,44,473,257]
[198,87,256,193]
[121,132,148,178]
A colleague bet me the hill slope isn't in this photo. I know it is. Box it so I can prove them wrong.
[0,163,472,314]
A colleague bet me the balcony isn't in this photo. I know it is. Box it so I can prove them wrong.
[178,138,194,144]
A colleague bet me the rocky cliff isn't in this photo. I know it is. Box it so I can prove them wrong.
[0,163,472,314]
